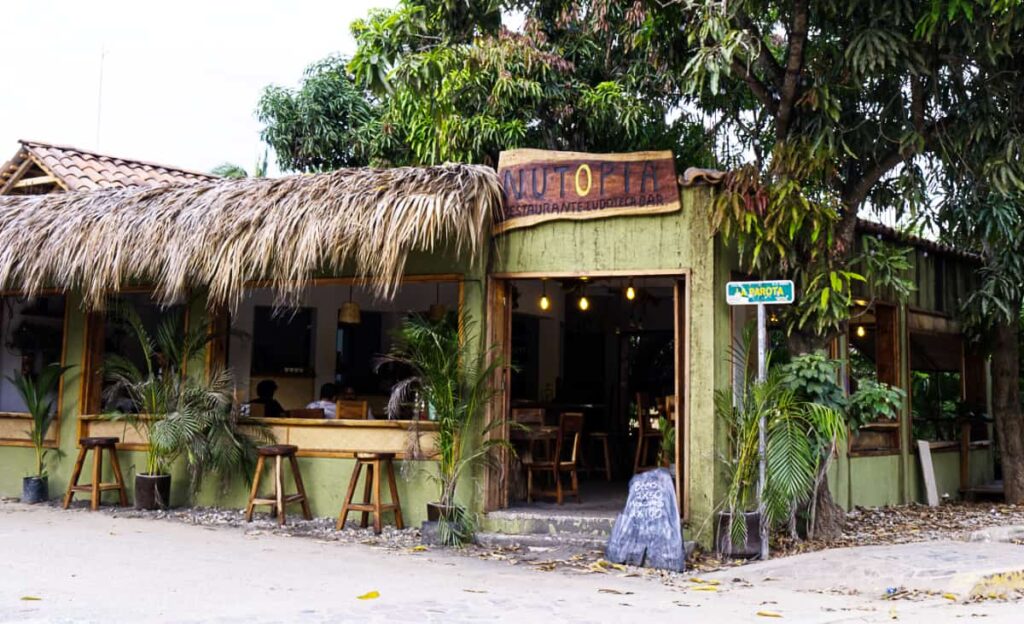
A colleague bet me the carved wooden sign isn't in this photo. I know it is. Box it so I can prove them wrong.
[494,149,680,233]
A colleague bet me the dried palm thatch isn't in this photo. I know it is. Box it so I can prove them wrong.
[0,164,501,310]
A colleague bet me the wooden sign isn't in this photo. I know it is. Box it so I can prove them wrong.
[494,149,680,233]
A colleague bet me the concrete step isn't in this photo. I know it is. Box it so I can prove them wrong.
[480,509,617,539]
[474,531,608,551]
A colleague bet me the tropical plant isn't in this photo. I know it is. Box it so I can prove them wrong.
[657,414,676,467]
[716,361,846,547]
[777,351,846,412]
[847,379,905,433]
[8,363,72,477]
[103,303,271,495]
[379,314,505,546]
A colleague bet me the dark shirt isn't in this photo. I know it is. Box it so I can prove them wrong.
[249,397,285,418]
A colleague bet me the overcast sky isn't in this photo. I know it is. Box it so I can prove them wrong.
[0,0,394,176]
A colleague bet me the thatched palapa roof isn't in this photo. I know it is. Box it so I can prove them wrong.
[0,164,501,309]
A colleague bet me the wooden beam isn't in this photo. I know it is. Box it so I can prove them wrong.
[12,175,57,188]
[0,156,33,195]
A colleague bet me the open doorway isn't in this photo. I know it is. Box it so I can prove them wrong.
[495,275,686,517]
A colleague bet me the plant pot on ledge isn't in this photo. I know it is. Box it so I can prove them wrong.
[21,475,48,504]
[135,474,171,510]
[715,510,763,558]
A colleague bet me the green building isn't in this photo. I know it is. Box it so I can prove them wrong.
[0,142,994,547]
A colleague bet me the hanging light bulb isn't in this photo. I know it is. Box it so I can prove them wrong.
[578,295,590,311]
[855,325,867,338]
[625,278,636,301]
[428,283,447,322]
[339,284,361,325]
[539,280,550,311]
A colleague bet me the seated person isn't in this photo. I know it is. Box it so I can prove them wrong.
[306,383,338,419]
[248,379,285,418]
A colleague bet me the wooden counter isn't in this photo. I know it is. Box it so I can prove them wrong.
[79,414,438,459]
[0,411,58,448]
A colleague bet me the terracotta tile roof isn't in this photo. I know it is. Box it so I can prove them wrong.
[1,140,217,192]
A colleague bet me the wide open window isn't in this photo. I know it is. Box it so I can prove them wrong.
[847,303,901,454]
[226,279,460,420]
[0,294,68,445]
[82,292,185,414]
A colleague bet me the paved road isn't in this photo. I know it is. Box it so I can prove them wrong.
[1,502,1022,623]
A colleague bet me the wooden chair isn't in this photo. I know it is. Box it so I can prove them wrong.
[336,399,369,419]
[63,437,128,511]
[337,452,404,534]
[245,444,312,526]
[587,431,613,481]
[523,412,583,504]
[248,403,266,418]
[512,408,547,461]
[633,393,663,474]
[287,408,326,419]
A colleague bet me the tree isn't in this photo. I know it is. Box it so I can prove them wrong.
[257,0,713,170]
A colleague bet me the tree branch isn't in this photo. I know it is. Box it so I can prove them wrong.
[736,11,784,89]
[730,59,778,114]
[776,0,809,141]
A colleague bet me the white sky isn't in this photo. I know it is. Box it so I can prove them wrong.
[0,0,394,176]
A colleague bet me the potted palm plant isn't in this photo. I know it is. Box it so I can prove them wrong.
[715,361,845,557]
[380,314,504,546]
[104,304,270,509]
[10,363,72,504]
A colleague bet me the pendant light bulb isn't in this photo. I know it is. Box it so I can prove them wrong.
[578,295,590,311]
[539,280,551,311]
[856,325,867,338]
[626,284,636,301]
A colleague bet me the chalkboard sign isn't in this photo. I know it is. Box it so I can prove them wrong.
[605,468,684,572]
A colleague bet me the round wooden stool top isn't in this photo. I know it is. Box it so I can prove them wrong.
[79,437,119,448]
[257,444,299,457]
[355,452,396,460]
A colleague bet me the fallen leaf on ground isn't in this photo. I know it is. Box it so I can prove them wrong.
[756,610,782,618]
[942,593,957,601]
[598,588,634,595]
[463,589,487,594]
[20,596,41,601]
[691,586,718,592]
[357,591,380,600]
[410,545,428,552]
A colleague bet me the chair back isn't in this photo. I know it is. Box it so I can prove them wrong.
[512,408,545,426]
[248,403,266,419]
[287,408,325,419]
[336,399,369,419]
[635,392,656,435]
[556,412,584,464]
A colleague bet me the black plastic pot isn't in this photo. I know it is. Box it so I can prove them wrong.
[715,511,763,558]
[21,476,48,504]
[426,502,455,523]
[135,474,171,510]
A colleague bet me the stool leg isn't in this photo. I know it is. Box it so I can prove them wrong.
[274,455,285,526]
[288,454,312,521]
[360,463,373,529]
[633,435,643,474]
[337,460,363,530]
[602,438,612,481]
[371,459,382,535]
[90,447,102,511]
[245,455,265,522]
[63,447,87,509]
[108,446,128,506]
[385,460,404,530]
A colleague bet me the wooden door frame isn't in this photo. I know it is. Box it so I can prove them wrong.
[483,270,691,519]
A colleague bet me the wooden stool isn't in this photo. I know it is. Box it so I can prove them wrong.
[337,452,404,534]
[63,437,128,511]
[245,445,312,526]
